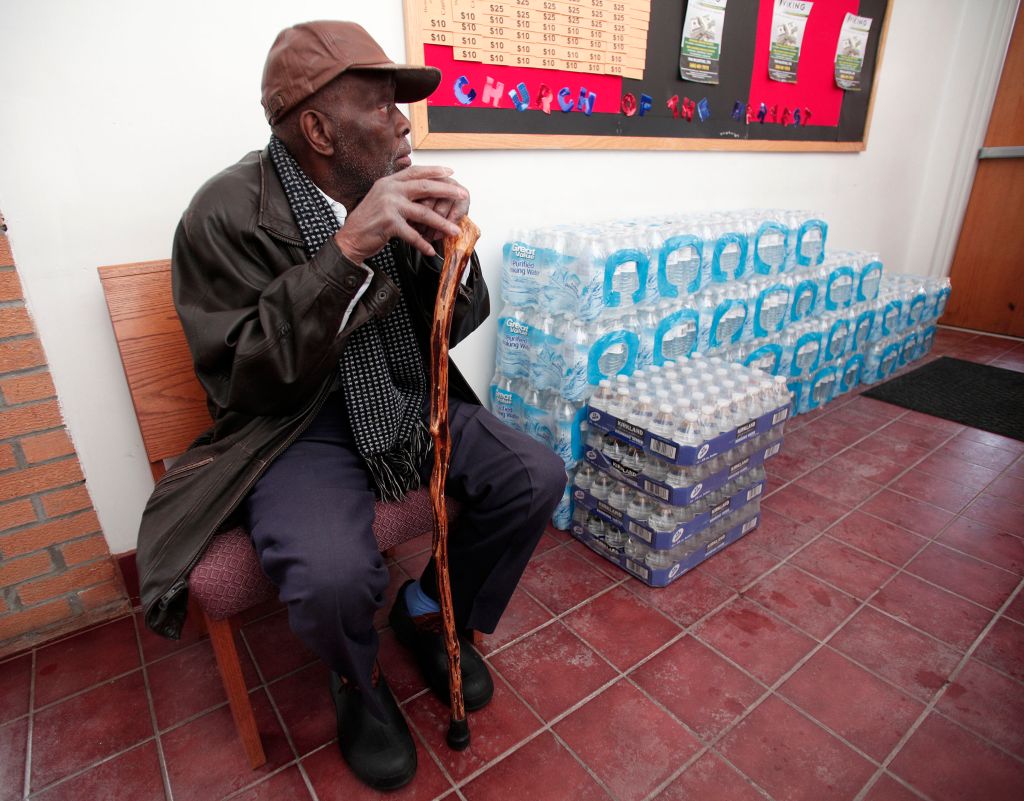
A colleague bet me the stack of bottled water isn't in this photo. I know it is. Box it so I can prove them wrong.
[734,266,950,412]
[570,358,789,586]
[490,209,951,531]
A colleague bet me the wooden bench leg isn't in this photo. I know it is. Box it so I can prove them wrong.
[205,611,267,769]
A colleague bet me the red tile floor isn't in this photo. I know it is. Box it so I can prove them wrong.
[2,326,1023,801]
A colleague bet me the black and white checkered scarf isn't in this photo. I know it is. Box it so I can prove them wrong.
[268,136,430,501]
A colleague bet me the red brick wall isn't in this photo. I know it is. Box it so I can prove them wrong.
[0,213,131,657]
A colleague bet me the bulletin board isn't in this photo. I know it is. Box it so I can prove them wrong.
[402,0,892,152]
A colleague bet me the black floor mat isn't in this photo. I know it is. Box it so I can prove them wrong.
[862,357,1024,441]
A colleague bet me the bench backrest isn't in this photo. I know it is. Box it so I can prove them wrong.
[99,261,210,481]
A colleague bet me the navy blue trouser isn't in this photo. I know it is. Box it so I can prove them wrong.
[243,392,565,699]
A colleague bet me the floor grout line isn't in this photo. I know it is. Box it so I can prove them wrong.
[131,614,174,801]
[28,663,145,715]
[226,622,320,801]
[20,650,35,801]
[437,396,953,798]
[852,578,1024,801]
[10,335,1024,801]
[636,412,979,799]
[24,739,162,799]
[728,408,1024,792]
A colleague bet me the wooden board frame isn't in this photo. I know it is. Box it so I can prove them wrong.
[403,0,893,152]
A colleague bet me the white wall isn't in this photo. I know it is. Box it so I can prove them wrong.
[0,0,1016,553]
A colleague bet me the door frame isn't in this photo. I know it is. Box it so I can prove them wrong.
[927,0,1021,280]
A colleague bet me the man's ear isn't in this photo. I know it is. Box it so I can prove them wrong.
[299,109,335,157]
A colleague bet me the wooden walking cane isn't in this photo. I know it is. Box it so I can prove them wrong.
[429,215,480,751]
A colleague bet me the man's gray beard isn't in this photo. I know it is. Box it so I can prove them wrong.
[330,128,395,201]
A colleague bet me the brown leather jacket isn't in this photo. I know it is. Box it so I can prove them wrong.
[138,148,489,638]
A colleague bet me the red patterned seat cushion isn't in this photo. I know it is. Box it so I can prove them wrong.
[189,488,459,620]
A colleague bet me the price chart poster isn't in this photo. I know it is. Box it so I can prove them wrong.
[403,0,892,151]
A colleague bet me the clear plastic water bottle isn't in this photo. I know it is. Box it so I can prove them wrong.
[627,492,655,522]
[644,455,670,482]
[535,227,576,315]
[793,331,821,375]
[608,385,634,419]
[649,504,677,532]
[601,433,626,462]
[496,304,532,379]
[522,386,553,446]
[676,411,703,447]
[596,313,630,378]
[620,444,646,472]
[605,524,628,550]
[699,402,721,439]
[664,234,702,296]
[666,464,697,489]
[794,212,827,265]
[609,483,632,512]
[628,394,656,430]
[570,231,606,322]
[649,403,677,438]
[685,390,706,413]
[772,375,792,408]
[552,399,581,470]
[859,255,883,302]
[634,306,658,370]
[552,484,572,530]
[660,303,700,363]
[586,512,608,539]
[590,472,614,501]
[501,229,540,306]
[529,311,566,393]
[675,503,697,525]
[561,320,592,402]
[625,537,651,563]
[724,391,749,430]
[589,379,613,414]
[645,548,675,570]
[489,370,523,431]
[574,462,596,491]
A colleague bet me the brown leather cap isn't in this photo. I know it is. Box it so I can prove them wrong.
[261,21,441,124]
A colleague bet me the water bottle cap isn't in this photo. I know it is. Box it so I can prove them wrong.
[658,403,674,413]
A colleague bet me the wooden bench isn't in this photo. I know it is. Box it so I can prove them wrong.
[99,260,446,768]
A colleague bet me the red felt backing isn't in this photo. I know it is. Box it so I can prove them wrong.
[747,0,859,129]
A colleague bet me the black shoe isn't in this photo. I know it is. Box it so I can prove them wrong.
[332,670,417,791]
[389,580,494,711]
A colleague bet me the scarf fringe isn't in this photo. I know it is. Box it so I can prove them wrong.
[364,420,433,502]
